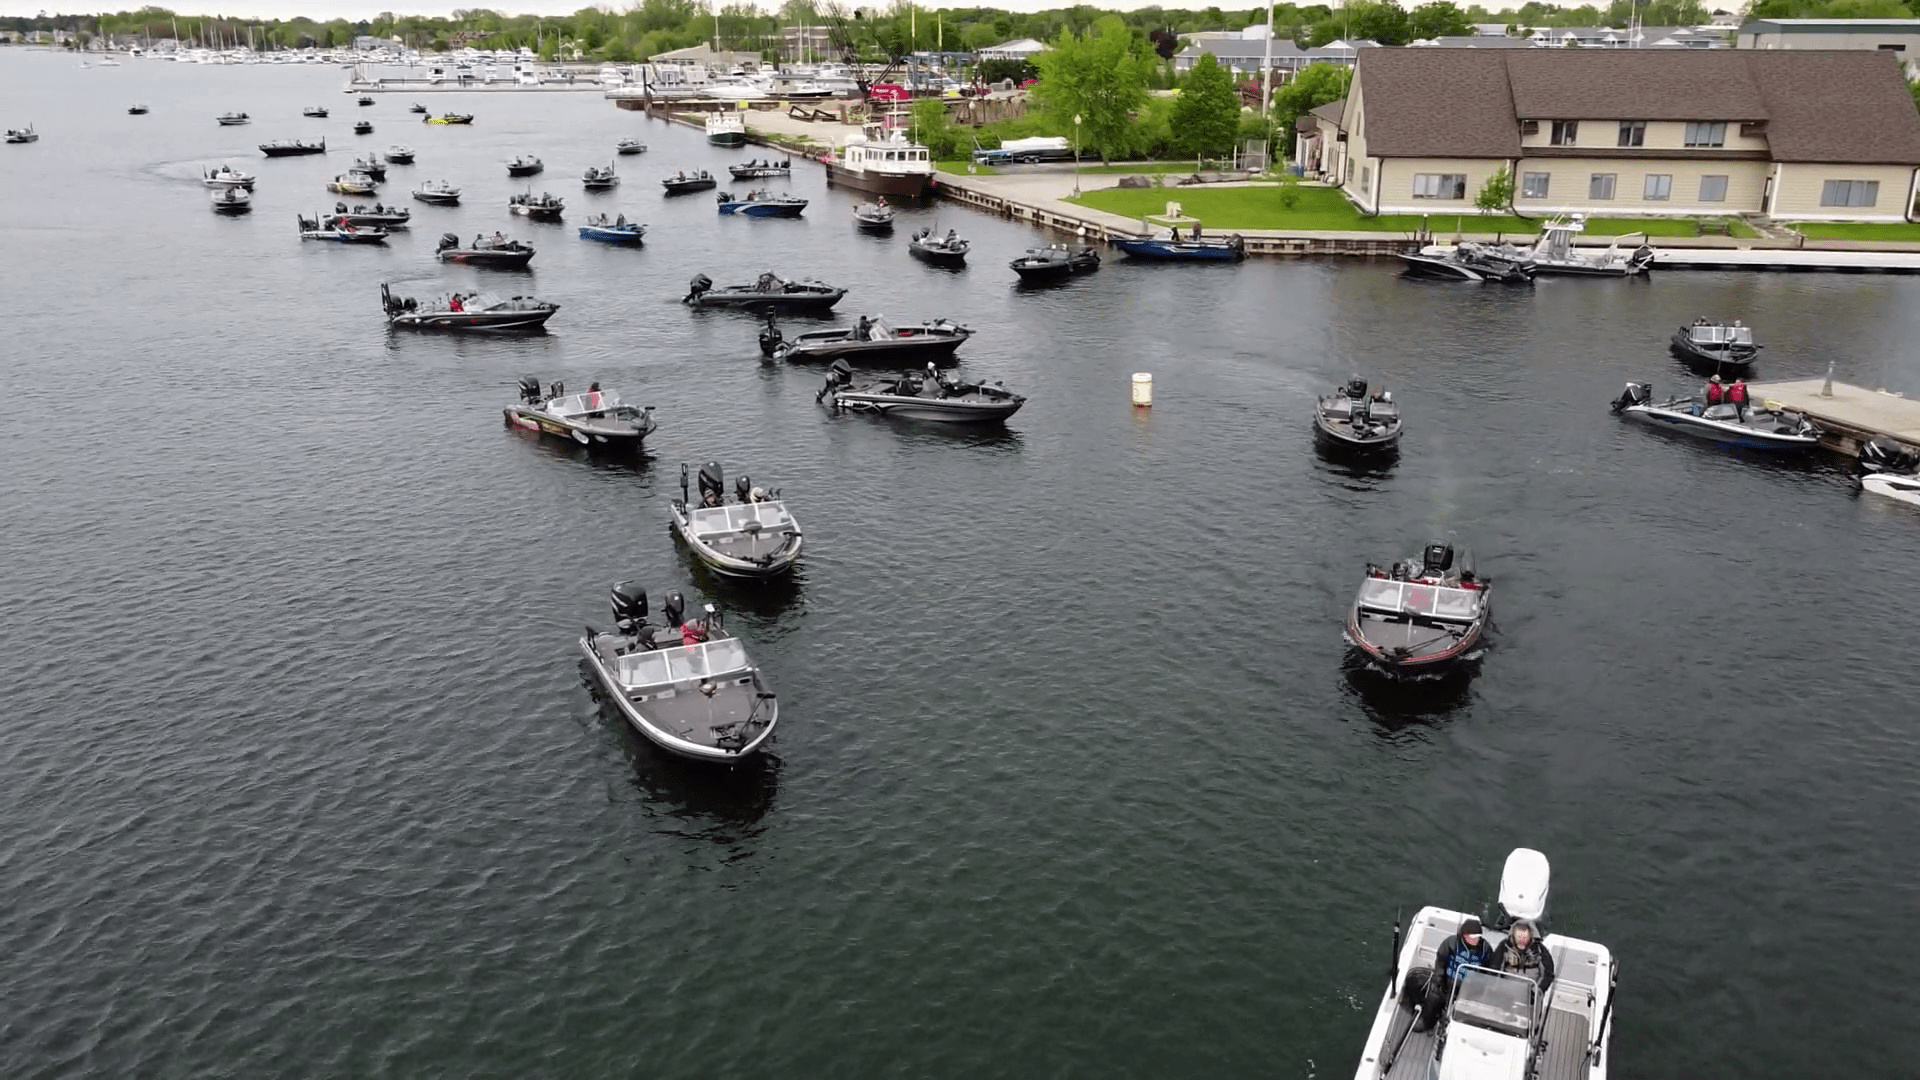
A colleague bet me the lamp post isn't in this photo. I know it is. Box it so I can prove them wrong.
[1073,113,1082,196]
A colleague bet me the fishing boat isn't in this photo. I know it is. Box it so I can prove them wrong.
[705,111,747,147]
[297,213,389,243]
[357,94,374,106]
[582,163,619,190]
[435,232,535,268]
[1670,319,1760,372]
[260,138,326,157]
[1010,244,1100,281]
[1353,848,1616,1080]
[825,123,935,199]
[766,315,971,365]
[210,187,252,214]
[1609,382,1819,451]
[1113,232,1247,262]
[409,102,428,114]
[669,462,803,579]
[661,170,718,194]
[1315,377,1403,454]
[384,145,414,164]
[349,155,386,181]
[684,272,845,312]
[216,112,251,126]
[853,200,895,232]
[579,583,779,762]
[1397,243,1531,283]
[327,172,378,195]
[717,189,807,217]
[907,227,969,267]
[1346,541,1490,676]
[1520,217,1653,277]
[424,112,474,125]
[817,360,1025,423]
[382,285,558,331]
[332,201,410,228]
[506,154,543,177]
[128,104,150,115]
[4,125,37,144]
[728,157,791,180]
[302,105,329,118]
[202,163,256,189]
[615,137,647,155]
[412,180,461,205]
[505,377,655,448]
[352,119,374,135]
[508,190,565,220]
[578,214,646,245]
[1862,470,1920,508]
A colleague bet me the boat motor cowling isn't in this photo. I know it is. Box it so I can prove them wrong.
[518,375,542,403]
[734,474,753,503]
[698,462,725,506]
[1860,437,1920,475]
[1422,542,1455,577]
[662,591,686,628]
[1498,847,1551,923]
[1611,381,1652,414]
[610,581,648,632]
[685,273,713,303]
[1345,376,1368,399]
[437,232,459,252]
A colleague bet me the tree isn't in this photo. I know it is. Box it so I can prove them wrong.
[1271,62,1351,143]
[1032,22,1153,163]
[1409,1,1472,40]
[1310,0,1408,46]
[1475,166,1513,214]
[1171,53,1240,159]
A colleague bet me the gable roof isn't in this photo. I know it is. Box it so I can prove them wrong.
[1310,98,1349,128]
[1505,50,1764,119]
[1351,49,1520,158]
[1747,50,1920,164]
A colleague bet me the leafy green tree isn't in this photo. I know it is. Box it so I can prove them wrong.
[1310,0,1408,46]
[913,98,964,159]
[1032,22,1153,163]
[1475,166,1513,214]
[1409,1,1472,39]
[1171,53,1240,158]
[1271,62,1350,143]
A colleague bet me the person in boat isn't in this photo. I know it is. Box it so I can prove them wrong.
[585,382,602,412]
[1192,221,1203,240]
[1705,374,1726,408]
[1489,919,1555,993]
[449,294,464,312]
[945,228,957,243]
[615,213,626,227]
[1728,378,1750,420]
[854,315,873,341]
[1414,916,1493,1032]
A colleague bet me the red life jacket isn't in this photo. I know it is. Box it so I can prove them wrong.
[1706,383,1725,405]
[1729,382,1749,404]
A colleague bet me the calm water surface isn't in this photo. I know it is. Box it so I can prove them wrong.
[3,51,1918,1078]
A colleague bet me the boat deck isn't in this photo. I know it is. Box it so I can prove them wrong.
[1749,378,1920,456]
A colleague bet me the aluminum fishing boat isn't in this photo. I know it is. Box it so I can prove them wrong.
[384,145,414,164]
[578,214,646,244]
[1670,319,1760,371]
[817,361,1024,423]
[908,228,969,267]
[1354,848,1616,1080]
[717,189,807,217]
[412,180,461,205]
[662,170,718,194]
[508,190,564,220]
[1315,377,1403,453]
[684,273,844,312]
[582,162,619,190]
[506,154,543,177]
[1011,244,1100,281]
[436,232,535,268]
[1112,232,1246,262]
[615,137,647,155]
[202,163,255,189]
[670,462,802,579]
[505,377,654,449]
[579,584,779,762]
[1346,542,1490,676]
[728,157,791,179]
[1610,382,1818,451]
[210,187,252,213]
[297,214,388,243]
[705,111,746,147]
[853,200,895,232]
[260,138,326,157]
[766,316,971,365]
[382,285,557,331]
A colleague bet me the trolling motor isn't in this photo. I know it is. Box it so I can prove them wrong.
[758,312,784,357]
[1610,381,1652,414]
[518,375,543,404]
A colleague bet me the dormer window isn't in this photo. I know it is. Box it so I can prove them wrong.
[1618,121,1645,147]
[1551,121,1579,146]
[1685,122,1727,147]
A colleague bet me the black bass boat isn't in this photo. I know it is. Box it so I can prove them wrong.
[1315,377,1402,453]
[297,213,388,244]
[579,583,779,762]
[332,201,409,228]
[210,187,252,214]
[1347,542,1490,676]
[671,462,803,579]
[260,138,326,157]
[582,163,619,190]
[508,190,564,220]
[908,227,969,267]
[357,95,374,107]
[504,377,656,449]
[662,170,717,194]
[412,180,461,205]
[1670,319,1760,372]
[1609,381,1819,451]
[1398,243,1533,283]
[684,272,844,312]
[382,285,557,331]
[353,119,374,135]
[766,315,971,365]
[1011,244,1099,281]
[728,158,791,180]
[384,144,414,164]
[506,154,543,177]
[436,231,535,268]
[302,105,329,118]
[817,360,1024,423]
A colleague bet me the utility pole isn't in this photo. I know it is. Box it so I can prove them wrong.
[1261,0,1274,116]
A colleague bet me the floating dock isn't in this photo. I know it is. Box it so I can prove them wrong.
[1649,247,1920,274]
[1750,379,1920,455]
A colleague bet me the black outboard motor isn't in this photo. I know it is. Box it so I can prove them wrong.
[698,462,725,507]
[610,581,647,634]
[817,358,853,403]
[759,313,784,357]
[1859,437,1920,475]
[734,474,753,503]
[1422,542,1455,577]
[684,273,713,303]
[518,375,542,403]
[662,591,686,629]
[1611,381,1652,414]
[547,380,565,400]
[1345,376,1368,399]
[437,232,459,252]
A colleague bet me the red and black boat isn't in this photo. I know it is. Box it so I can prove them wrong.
[1346,542,1490,676]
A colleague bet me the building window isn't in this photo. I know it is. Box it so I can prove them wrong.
[1618,121,1645,147]
[1411,173,1467,199]
[1644,174,1672,201]
[1551,120,1579,146]
[1684,122,1727,148]
[1821,179,1880,207]
[1589,173,1617,200]
[1521,172,1550,199]
[1699,174,1728,202]
[1360,165,1370,193]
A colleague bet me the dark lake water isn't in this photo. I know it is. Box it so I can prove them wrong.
[4,50,1919,1078]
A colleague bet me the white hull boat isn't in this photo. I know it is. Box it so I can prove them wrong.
[1861,471,1920,508]
[1610,382,1819,451]
[670,462,802,579]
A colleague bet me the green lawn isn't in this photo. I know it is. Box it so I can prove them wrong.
[935,160,998,176]
[1791,222,1920,241]
[1069,185,1732,238]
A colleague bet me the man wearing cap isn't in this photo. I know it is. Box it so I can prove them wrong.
[1414,916,1494,1032]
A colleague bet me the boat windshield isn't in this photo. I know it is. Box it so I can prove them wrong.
[547,388,623,415]
[612,637,751,688]
[1356,578,1483,622]
[1449,967,1537,1038]
[690,501,793,537]
[1690,324,1752,345]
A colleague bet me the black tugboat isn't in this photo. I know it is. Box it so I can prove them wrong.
[1314,377,1403,453]
[684,273,845,312]
[1011,244,1100,282]
[1670,318,1760,372]
[1346,542,1490,677]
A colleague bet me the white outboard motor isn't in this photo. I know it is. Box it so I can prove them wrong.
[1498,848,1551,925]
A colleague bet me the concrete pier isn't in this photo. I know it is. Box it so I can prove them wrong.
[1749,379,1920,455]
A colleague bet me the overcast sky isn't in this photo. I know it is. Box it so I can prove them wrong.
[8,0,1535,24]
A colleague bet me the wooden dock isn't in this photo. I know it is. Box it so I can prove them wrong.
[1750,378,1920,455]
[1650,247,1920,274]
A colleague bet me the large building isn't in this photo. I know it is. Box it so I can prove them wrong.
[1737,17,1920,53]
[1333,48,1920,222]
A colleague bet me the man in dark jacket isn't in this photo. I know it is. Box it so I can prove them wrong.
[1490,919,1555,994]
[1415,916,1493,1031]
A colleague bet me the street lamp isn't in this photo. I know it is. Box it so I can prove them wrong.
[1072,113,1082,196]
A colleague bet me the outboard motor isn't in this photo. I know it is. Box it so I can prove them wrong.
[662,591,686,629]
[734,474,753,503]
[759,314,784,357]
[1421,542,1454,577]
[547,380,565,400]
[1859,437,1920,475]
[1497,848,1551,928]
[698,462,725,507]
[518,375,543,404]
[1610,381,1652,414]
[609,581,647,634]
[684,273,713,303]
[817,359,853,403]
[437,232,459,252]
[1345,376,1368,399]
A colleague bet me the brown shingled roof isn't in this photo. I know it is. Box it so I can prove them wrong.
[1506,50,1766,120]
[1310,98,1348,129]
[1746,50,1920,164]
[1352,49,1518,159]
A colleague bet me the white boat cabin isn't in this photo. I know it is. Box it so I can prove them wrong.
[838,125,935,177]
[1356,578,1484,623]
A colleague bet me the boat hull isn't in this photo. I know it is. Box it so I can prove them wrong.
[708,132,747,147]
[507,165,543,177]
[438,250,534,269]
[1670,334,1757,370]
[832,393,1022,423]
[578,226,645,244]
[1861,472,1920,507]
[670,506,803,579]
[1621,405,1817,450]
[688,289,844,312]
[1346,610,1486,675]
[780,335,967,365]
[413,191,461,205]
[396,308,554,331]
[503,406,651,448]
[1114,238,1244,262]
[909,244,968,267]
[825,162,934,199]
[260,145,326,157]
[577,635,777,762]
[1314,415,1402,453]
[662,179,718,195]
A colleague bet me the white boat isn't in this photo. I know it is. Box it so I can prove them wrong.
[1610,382,1820,451]
[1521,218,1654,277]
[1861,470,1920,508]
[6,124,39,144]
[202,163,255,188]
[826,123,935,199]
[1354,849,1616,1080]
[669,462,802,579]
